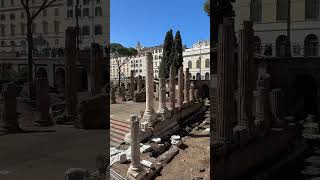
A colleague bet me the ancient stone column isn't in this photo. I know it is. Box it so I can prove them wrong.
[270,88,284,126]
[155,83,159,101]
[142,52,157,126]
[35,78,52,126]
[2,83,19,132]
[189,82,195,103]
[89,43,102,96]
[110,87,116,104]
[169,65,176,111]
[215,18,235,143]
[127,115,146,179]
[65,28,78,118]
[137,75,142,92]
[183,68,190,106]
[177,67,184,108]
[194,89,199,102]
[157,78,170,118]
[234,21,254,138]
[120,83,126,101]
[130,71,135,98]
[254,72,272,135]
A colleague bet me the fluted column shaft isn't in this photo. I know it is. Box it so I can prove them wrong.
[237,21,254,134]
[143,53,156,125]
[158,78,168,113]
[183,68,190,105]
[216,18,235,142]
[177,67,184,108]
[129,115,141,170]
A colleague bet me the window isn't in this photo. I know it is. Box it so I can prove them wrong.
[10,24,15,35]
[196,59,201,68]
[10,13,15,20]
[82,25,90,36]
[67,0,73,6]
[67,9,74,18]
[250,0,262,23]
[83,8,89,17]
[21,23,25,34]
[276,35,288,57]
[95,7,102,16]
[54,8,59,16]
[305,0,319,20]
[43,10,47,17]
[54,21,60,34]
[188,61,192,69]
[304,34,319,57]
[205,59,209,68]
[21,40,26,47]
[196,73,201,80]
[55,39,59,45]
[0,25,5,36]
[10,0,13,6]
[42,21,48,34]
[0,14,5,21]
[83,0,89,5]
[276,0,288,21]
[10,41,15,47]
[205,73,210,80]
[1,0,4,7]
[1,41,5,46]
[94,25,102,36]
[77,8,82,17]
[254,36,262,54]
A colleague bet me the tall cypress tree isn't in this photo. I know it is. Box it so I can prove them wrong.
[171,31,183,73]
[159,29,173,78]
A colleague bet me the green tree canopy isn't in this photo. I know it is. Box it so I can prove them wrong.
[171,31,183,73]
[159,29,174,78]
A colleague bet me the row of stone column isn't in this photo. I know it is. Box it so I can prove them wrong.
[215,18,285,144]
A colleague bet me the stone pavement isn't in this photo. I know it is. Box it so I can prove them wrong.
[0,125,107,180]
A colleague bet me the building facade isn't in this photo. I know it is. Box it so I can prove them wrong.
[183,40,210,80]
[234,0,320,57]
[110,41,210,81]
[64,0,109,50]
[0,0,65,54]
[0,0,109,55]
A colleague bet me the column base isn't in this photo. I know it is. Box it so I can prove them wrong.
[157,107,171,119]
[127,165,147,180]
[233,125,249,146]
[143,110,158,127]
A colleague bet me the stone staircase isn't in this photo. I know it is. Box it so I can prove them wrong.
[110,118,131,147]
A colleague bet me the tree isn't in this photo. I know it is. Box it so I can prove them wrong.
[159,29,174,78]
[110,43,138,87]
[20,0,57,87]
[170,31,183,74]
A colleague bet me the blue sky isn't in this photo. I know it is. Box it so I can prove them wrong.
[111,0,209,48]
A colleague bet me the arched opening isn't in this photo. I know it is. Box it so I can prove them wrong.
[78,68,88,91]
[55,68,65,90]
[196,59,201,68]
[188,61,192,69]
[304,34,319,57]
[196,73,201,80]
[288,74,317,119]
[35,67,48,79]
[276,35,288,57]
[205,72,210,80]
[202,84,209,98]
[254,36,262,54]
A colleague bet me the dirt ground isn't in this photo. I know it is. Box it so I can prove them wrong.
[155,127,210,180]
